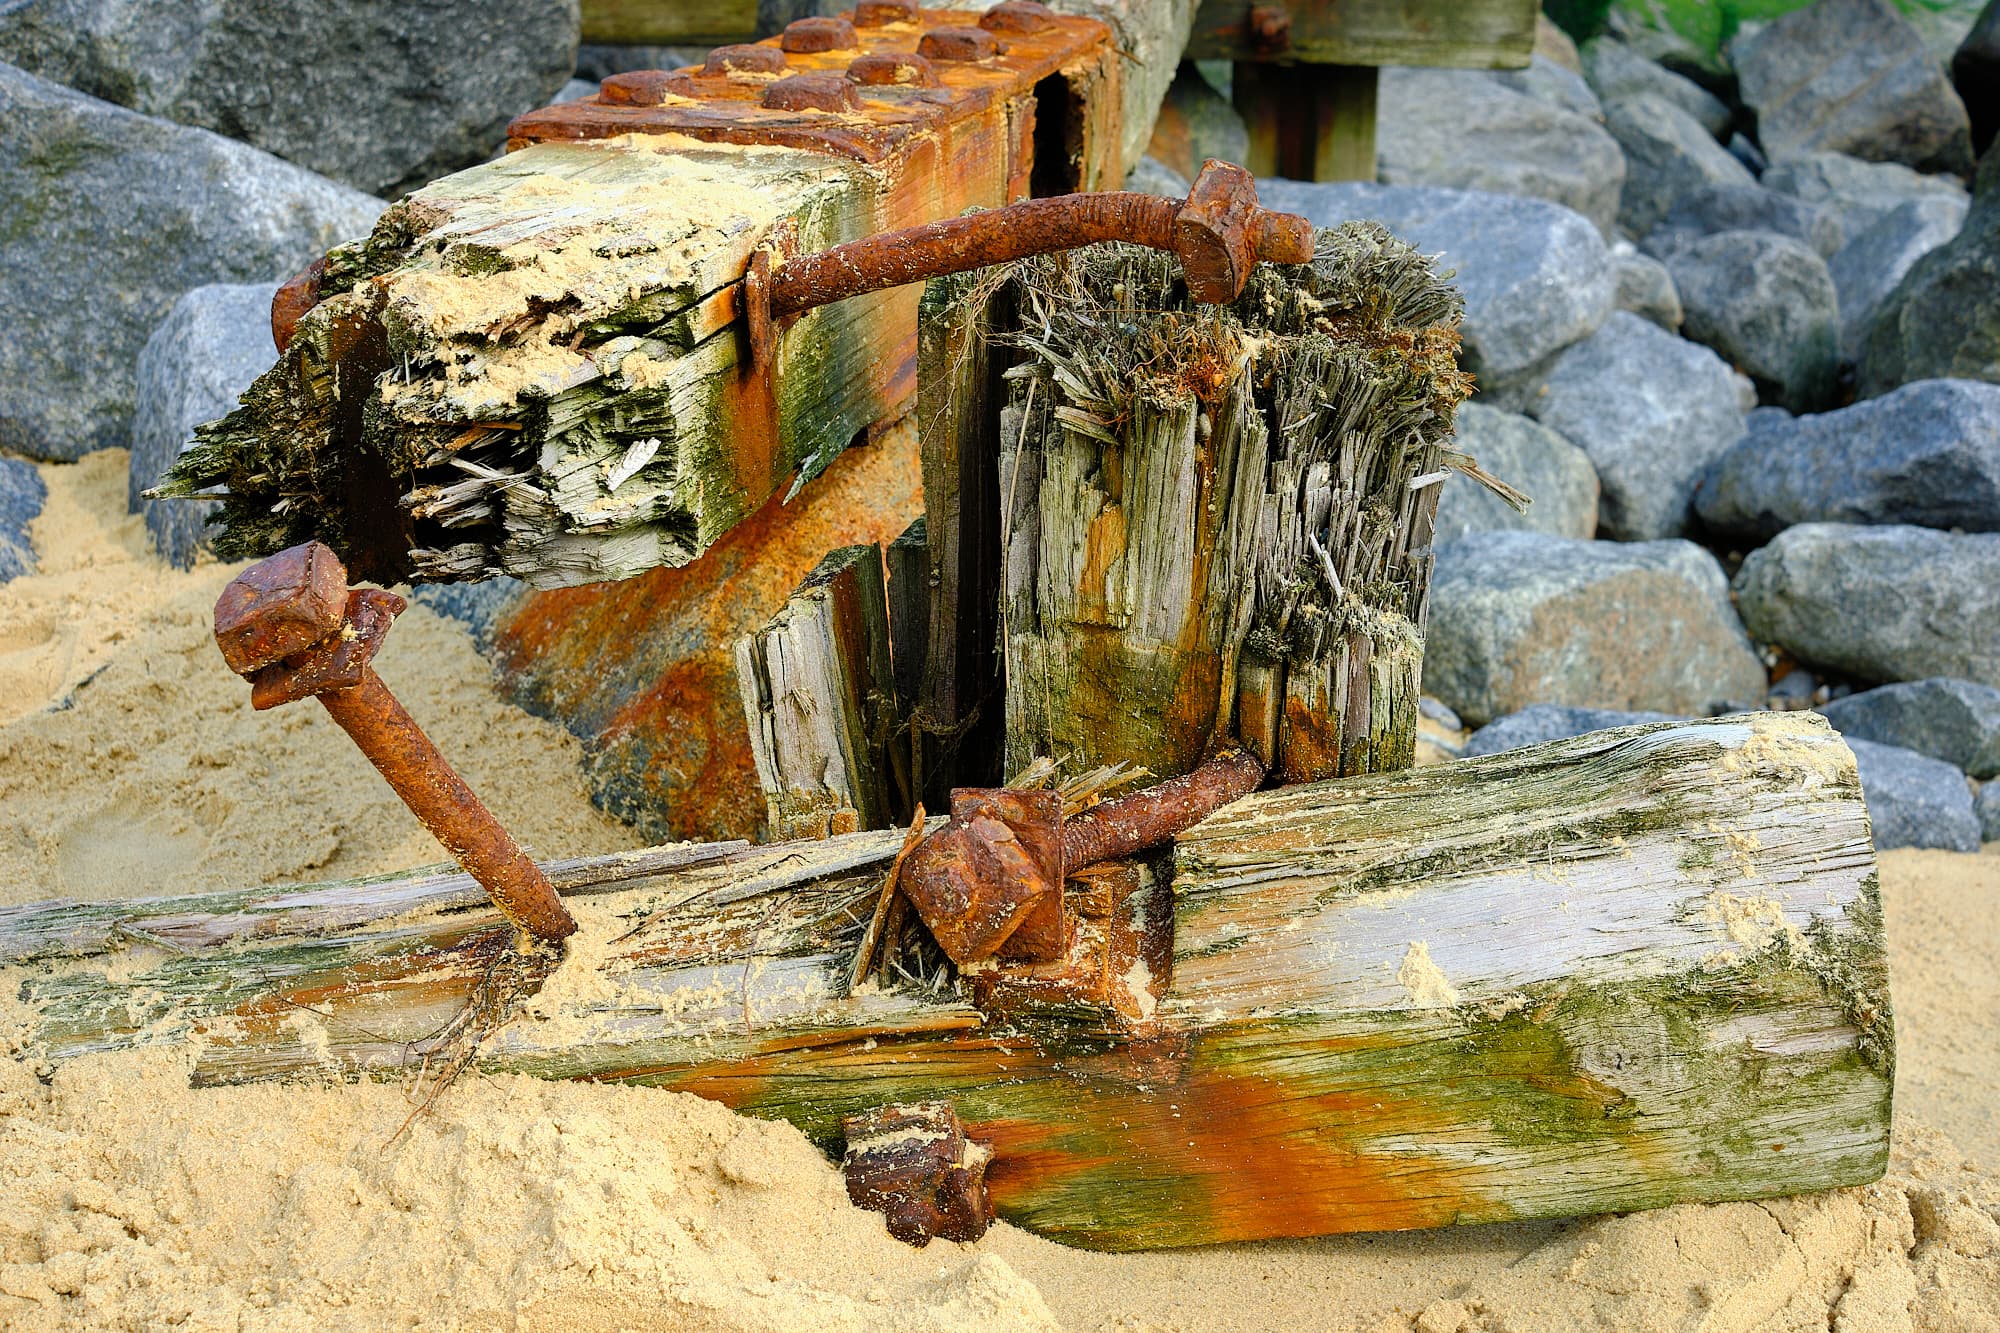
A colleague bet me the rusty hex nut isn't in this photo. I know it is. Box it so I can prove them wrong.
[214,541,350,676]
[846,51,938,87]
[852,0,919,24]
[598,69,696,106]
[899,787,1063,964]
[918,26,1000,61]
[780,15,857,52]
[762,71,865,112]
[979,0,1055,33]
[703,43,788,75]
[842,1102,992,1247]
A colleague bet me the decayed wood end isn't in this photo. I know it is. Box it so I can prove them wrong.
[736,542,899,841]
[980,226,1472,784]
[1186,0,1537,67]
[2,713,1888,1252]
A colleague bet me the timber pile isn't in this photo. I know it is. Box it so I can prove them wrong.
[0,713,1891,1250]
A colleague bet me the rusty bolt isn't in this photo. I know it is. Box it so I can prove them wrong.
[270,256,326,354]
[763,71,865,112]
[852,0,919,24]
[1249,3,1293,56]
[842,1101,993,1246]
[703,43,788,75]
[599,69,696,106]
[761,158,1314,327]
[917,26,1000,62]
[847,51,938,87]
[214,541,578,945]
[780,15,857,52]
[901,747,1265,966]
[979,0,1056,34]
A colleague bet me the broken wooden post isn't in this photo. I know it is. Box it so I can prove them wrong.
[3,713,1891,1251]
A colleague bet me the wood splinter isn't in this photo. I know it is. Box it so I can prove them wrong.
[841,1101,994,1246]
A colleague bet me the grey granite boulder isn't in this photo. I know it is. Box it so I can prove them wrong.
[1667,230,1840,411]
[1827,194,1971,356]
[1604,93,1757,238]
[1460,704,1681,757]
[130,283,281,568]
[1609,242,1683,329]
[1734,523,2000,686]
[1259,181,1614,389]
[1425,530,1767,726]
[1580,37,1731,139]
[1432,403,1598,543]
[1847,738,1981,851]
[0,0,579,198]
[1376,66,1625,235]
[1489,53,1603,122]
[1696,379,2000,540]
[1762,150,1971,253]
[1820,677,2000,777]
[1147,64,1249,183]
[0,66,382,462]
[1643,184,1841,259]
[1732,0,1974,174]
[1980,780,2000,841]
[0,456,44,583]
[1860,149,2000,396]
[1958,0,2000,153]
[1529,312,1749,540]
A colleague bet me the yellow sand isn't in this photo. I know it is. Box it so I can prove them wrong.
[1,455,1995,1331]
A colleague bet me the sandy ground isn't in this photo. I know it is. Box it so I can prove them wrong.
[1,454,1996,1331]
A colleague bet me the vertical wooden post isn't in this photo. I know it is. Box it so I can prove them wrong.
[1233,62,1379,182]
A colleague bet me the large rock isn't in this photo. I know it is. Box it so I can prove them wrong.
[1643,184,1842,259]
[1666,230,1840,411]
[1425,530,1767,726]
[1460,704,1680,757]
[1819,677,2000,777]
[1144,63,1248,184]
[1734,523,2000,686]
[129,282,281,568]
[1432,403,1598,543]
[1580,38,1732,139]
[0,456,44,583]
[1489,53,1603,122]
[1376,66,1626,235]
[1260,181,1614,388]
[0,67,382,462]
[1609,241,1683,329]
[1604,93,1757,238]
[1827,194,1970,356]
[1980,779,2000,841]
[1847,737,1982,851]
[0,0,579,198]
[1696,378,2000,540]
[1732,0,1974,175]
[1958,0,2000,153]
[1762,150,1971,252]
[1529,312,1749,540]
[1860,149,2000,395]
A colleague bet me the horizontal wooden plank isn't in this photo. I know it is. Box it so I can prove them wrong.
[581,0,758,45]
[1187,0,1538,67]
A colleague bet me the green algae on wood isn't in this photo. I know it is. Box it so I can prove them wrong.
[0,713,1890,1251]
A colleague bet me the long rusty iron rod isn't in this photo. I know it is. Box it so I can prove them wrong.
[1059,747,1267,870]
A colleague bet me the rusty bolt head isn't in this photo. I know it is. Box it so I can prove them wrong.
[852,0,919,24]
[780,15,857,52]
[214,540,350,676]
[899,787,1063,965]
[762,71,865,113]
[1249,3,1293,55]
[1174,159,1315,305]
[703,43,788,76]
[599,70,696,106]
[842,1102,993,1247]
[917,26,1000,62]
[847,51,939,87]
[979,0,1055,33]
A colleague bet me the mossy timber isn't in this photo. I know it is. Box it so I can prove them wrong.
[3,714,1891,1251]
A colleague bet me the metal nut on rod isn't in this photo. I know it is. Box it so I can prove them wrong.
[213,541,578,945]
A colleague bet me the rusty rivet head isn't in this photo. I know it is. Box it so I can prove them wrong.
[1248,3,1293,55]
[598,69,695,106]
[846,50,938,87]
[762,71,865,112]
[918,26,999,61]
[704,43,788,75]
[979,0,1055,33]
[780,15,858,52]
[852,0,919,24]
[214,540,349,676]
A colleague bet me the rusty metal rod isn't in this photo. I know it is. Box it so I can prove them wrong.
[1060,747,1267,870]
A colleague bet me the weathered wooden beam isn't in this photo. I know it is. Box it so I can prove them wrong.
[1186,0,1537,68]
[3,713,1890,1251]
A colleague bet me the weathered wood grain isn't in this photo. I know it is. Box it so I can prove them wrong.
[1187,0,1537,68]
[2,713,1890,1251]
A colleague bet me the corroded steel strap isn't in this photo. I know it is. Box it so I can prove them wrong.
[1059,747,1266,871]
[319,672,577,943]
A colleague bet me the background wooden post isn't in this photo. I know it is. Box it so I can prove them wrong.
[1234,63,1379,182]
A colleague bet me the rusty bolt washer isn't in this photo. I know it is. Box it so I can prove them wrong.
[741,158,1314,371]
[901,747,1267,966]
[213,541,578,945]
